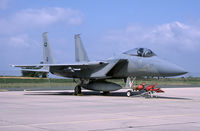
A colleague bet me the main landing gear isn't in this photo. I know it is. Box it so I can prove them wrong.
[73,79,90,95]
[102,91,110,95]
[74,85,82,95]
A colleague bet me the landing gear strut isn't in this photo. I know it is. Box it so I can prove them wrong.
[74,85,82,95]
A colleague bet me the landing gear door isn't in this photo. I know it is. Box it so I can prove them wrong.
[125,77,136,89]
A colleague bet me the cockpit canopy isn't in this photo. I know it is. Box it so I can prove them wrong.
[123,48,156,57]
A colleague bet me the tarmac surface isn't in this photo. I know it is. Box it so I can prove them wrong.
[0,87,200,131]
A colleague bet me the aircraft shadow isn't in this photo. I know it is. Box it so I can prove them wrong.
[24,91,129,97]
[148,96,192,100]
[24,91,192,100]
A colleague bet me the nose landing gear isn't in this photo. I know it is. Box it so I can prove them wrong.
[126,90,132,97]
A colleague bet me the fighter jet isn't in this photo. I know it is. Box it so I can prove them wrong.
[13,33,187,95]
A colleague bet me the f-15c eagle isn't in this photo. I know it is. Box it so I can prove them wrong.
[13,32,187,95]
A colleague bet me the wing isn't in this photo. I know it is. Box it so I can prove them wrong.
[48,61,109,78]
[12,61,107,68]
[21,69,49,73]
[12,59,128,79]
[12,61,108,78]
[48,59,128,79]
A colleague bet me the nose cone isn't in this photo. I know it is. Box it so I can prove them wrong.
[166,65,187,76]
[157,59,187,76]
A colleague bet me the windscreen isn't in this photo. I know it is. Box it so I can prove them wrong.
[123,48,156,57]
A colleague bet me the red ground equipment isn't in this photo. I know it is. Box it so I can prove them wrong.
[134,82,146,91]
[134,83,164,93]
[145,83,164,93]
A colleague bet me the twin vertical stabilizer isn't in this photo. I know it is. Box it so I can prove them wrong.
[75,34,89,62]
[42,33,88,63]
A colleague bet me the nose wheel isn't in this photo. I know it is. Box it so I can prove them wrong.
[74,85,82,95]
[126,90,132,97]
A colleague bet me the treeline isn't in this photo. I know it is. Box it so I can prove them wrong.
[21,71,48,78]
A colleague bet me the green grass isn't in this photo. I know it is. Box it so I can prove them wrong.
[0,77,200,88]
[0,83,75,88]
[0,77,75,88]
[0,78,73,83]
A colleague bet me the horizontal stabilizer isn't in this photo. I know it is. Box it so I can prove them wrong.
[11,64,43,68]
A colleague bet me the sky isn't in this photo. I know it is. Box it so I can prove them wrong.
[1,0,200,77]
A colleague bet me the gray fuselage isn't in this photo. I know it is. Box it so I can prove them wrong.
[110,53,187,78]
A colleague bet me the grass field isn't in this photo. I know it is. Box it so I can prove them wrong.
[0,77,76,88]
[1,76,200,88]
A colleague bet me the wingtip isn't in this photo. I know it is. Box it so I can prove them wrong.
[9,64,15,67]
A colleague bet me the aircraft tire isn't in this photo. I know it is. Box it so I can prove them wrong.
[102,91,110,95]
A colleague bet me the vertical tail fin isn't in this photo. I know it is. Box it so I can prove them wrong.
[75,34,89,62]
[42,32,55,64]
